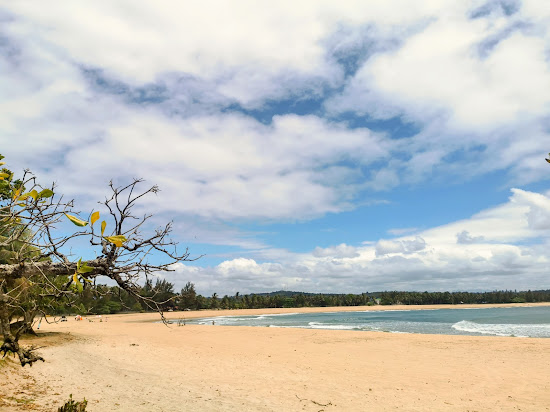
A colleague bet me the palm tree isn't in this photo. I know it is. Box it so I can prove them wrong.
[210,293,219,309]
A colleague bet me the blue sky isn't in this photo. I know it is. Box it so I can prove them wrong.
[1,1,550,295]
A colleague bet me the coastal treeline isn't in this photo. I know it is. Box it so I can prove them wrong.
[55,281,550,315]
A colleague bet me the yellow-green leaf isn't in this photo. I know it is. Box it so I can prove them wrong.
[91,211,100,226]
[101,220,107,236]
[29,189,39,201]
[78,263,94,273]
[38,188,54,198]
[65,213,89,227]
[105,235,127,247]
[12,187,22,200]
[70,273,83,293]
[0,172,9,179]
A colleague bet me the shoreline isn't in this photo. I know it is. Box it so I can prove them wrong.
[119,301,550,323]
[2,302,550,411]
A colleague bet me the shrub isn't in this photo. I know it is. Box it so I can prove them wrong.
[57,394,87,412]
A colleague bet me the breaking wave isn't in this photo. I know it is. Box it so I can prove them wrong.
[452,320,550,338]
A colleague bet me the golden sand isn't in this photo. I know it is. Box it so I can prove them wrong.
[2,303,550,411]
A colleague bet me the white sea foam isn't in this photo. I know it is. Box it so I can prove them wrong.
[256,313,299,319]
[375,309,412,312]
[193,316,256,325]
[452,320,550,338]
[307,322,358,330]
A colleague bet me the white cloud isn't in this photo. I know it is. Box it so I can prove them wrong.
[512,188,550,230]
[165,188,550,295]
[325,2,550,185]
[2,0,549,209]
[2,1,550,295]
[330,6,550,128]
[456,230,485,244]
[0,54,389,221]
[375,236,427,256]
[312,243,359,258]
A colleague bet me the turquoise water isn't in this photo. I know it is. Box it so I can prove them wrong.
[183,306,550,338]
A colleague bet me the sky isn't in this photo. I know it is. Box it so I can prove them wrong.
[1,0,550,295]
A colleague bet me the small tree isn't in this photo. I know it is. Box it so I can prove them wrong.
[179,281,197,309]
[0,154,199,366]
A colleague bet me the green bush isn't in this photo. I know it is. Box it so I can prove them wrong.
[57,394,87,412]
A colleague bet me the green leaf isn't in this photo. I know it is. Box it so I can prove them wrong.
[0,172,9,179]
[78,263,94,274]
[91,211,100,226]
[101,220,107,236]
[28,189,38,201]
[105,235,127,247]
[38,188,54,198]
[65,213,89,227]
[74,280,83,293]
[70,273,83,293]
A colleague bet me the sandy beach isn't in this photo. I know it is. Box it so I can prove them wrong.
[2,303,550,411]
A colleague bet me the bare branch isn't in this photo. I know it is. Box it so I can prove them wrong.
[1,166,199,367]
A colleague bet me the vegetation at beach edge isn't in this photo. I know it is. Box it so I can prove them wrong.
[0,153,199,367]
[57,281,550,314]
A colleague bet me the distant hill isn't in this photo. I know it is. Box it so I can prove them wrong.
[251,290,376,297]
[252,289,550,296]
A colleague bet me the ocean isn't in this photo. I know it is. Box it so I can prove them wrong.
[183,306,550,338]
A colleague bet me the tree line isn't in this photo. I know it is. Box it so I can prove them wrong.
[53,281,550,315]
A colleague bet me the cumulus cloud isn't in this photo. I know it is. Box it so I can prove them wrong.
[312,243,359,258]
[375,236,427,256]
[161,189,550,295]
[456,230,485,244]
[511,189,550,230]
